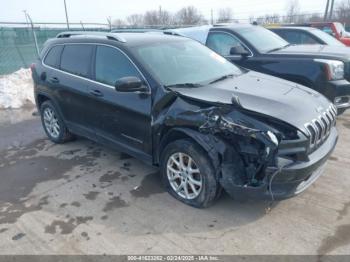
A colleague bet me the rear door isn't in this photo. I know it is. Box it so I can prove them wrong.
[85,45,152,159]
[56,44,95,137]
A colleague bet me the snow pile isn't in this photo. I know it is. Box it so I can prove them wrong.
[0,68,35,109]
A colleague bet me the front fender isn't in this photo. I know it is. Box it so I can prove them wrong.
[156,127,223,172]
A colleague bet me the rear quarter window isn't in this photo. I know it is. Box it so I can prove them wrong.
[60,44,94,77]
[44,45,63,68]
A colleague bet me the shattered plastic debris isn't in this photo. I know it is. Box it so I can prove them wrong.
[0,68,34,109]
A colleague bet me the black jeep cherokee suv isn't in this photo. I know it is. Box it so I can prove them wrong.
[166,24,350,114]
[32,31,338,208]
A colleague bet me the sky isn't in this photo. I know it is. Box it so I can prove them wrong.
[0,0,328,24]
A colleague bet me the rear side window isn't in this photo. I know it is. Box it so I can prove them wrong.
[60,45,93,77]
[95,46,141,86]
[275,30,300,44]
[44,45,63,68]
[282,31,318,45]
[206,32,244,56]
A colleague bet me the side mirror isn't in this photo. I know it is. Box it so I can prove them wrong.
[115,76,146,92]
[230,45,250,56]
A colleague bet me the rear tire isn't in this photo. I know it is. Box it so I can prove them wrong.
[160,139,220,208]
[40,100,75,144]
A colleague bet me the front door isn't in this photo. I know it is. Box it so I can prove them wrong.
[86,45,152,159]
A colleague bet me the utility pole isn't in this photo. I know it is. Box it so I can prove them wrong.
[25,12,40,57]
[63,0,70,30]
[23,10,29,27]
[329,0,335,20]
[211,9,214,25]
[324,0,330,21]
[158,5,162,26]
[107,16,112,31]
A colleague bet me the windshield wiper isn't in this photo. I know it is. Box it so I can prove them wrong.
[165,83,202,88]
[267,44,292,53]
[209,74,235,84]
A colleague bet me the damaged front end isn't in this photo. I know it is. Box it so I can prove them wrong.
[154,96,290,200]
[154,86,338,201]
[197,107,282,200]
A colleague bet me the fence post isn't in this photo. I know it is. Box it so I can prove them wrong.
[25,13,40,57]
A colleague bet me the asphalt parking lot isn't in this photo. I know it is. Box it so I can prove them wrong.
[0,107,349,255]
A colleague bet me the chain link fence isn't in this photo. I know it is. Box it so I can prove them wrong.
[2,19,349,76]
[0,23,110,75]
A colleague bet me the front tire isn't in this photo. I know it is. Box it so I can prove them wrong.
[160,139,219,208]
[40,100,74,143]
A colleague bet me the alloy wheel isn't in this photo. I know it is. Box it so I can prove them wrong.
[166,152,203,200]
[43,107,60,139]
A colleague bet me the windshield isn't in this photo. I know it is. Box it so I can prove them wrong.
[235,26,289,53]
[311,28,345,46]
[132,39,242,87]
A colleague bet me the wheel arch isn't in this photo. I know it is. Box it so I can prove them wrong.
[36,93,51,108]
[35,92,66,122]
[155,127,222,172]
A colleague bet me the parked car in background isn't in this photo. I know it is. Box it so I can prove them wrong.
[166,24,350,114]
[268,26,346,47]
[287,22,350,46]
[32,31,338,207]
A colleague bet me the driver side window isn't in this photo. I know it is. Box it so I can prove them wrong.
[206,32,244,56]
[95,46,141,86]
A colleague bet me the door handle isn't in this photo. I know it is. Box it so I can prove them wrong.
[89,89,104,97]
[49,77,59,84]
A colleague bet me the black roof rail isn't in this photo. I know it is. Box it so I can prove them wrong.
[163,31,182,36]
[56,31,126,43]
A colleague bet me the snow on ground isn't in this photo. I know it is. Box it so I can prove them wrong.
[0,68,35,109]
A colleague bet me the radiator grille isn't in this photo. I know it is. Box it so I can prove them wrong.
[304,104,337,151]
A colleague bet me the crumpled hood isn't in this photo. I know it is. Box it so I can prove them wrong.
[169,71,333,134]
[270,44,350,60]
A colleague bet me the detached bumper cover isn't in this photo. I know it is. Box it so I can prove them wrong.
[220,127,338,200]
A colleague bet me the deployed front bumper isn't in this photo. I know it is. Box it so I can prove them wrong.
[221,127,338,200]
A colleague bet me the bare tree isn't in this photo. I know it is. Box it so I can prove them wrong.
[217,7,233,23]
[285,0,301,23]
[143,10,159,25]
[264,13,280,24]
[112,19,126,28]
[144,7,172,26]
[158,7,173,25]
[126,14,144,27]
[336,0,350,23]
[175,6,203,25]
[309,13,323,22]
